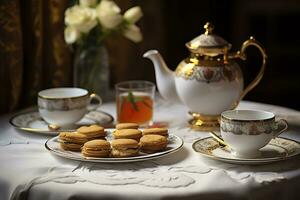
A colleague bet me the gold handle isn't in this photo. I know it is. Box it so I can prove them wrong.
[230,37,267,107]
[88,93,102,111]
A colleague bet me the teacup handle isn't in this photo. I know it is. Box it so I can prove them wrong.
[273,119,288,138]
[87,93,102,111]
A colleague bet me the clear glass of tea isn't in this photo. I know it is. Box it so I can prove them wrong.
[115,80,155,126]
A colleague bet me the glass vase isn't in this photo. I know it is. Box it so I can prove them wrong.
[73,43,112,101]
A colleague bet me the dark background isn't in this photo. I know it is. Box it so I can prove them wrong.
[1,0,300,113]
[124,0,300,110]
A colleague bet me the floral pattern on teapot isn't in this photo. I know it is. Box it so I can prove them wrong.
[175,61,241,83]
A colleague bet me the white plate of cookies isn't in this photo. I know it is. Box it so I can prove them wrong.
[45,123,184,163]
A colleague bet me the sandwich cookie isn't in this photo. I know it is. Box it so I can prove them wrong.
[143,128,168,137]
[77,125,106,140]
[116,123,139,130]
[81,139,111,157]
[139,134,168,153]
[111,139,140,157]
[113,129,142,141]
[59,132,88,151]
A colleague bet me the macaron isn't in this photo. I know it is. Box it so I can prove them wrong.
[77,125,106,140]
[59,132,88,151]
[139,134,168,153]
[143,128,168,137]
[113,129,142,141]
[116,123,139,130]
[111,139,140,157]
[81,139,111,157]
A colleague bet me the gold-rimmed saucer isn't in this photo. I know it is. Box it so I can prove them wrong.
[10,110,113,135]
[192,137,300,165]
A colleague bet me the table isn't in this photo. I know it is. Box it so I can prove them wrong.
[1,100,300,200]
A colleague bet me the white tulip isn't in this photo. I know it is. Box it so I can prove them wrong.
[79,0,97,7]
[65,5,97,33]
[96,0,123,29]
[123,24,143,43]
[64,26,80,44]
[124,6,143,24]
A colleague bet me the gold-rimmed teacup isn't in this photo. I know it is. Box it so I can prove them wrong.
[220,110,288,158]
[38,87,102,127]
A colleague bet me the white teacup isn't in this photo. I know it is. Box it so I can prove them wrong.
[38,88,102,127]
[220,110,288,158]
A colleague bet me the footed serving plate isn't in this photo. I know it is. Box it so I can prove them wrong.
[192,137,300,165]
[10,110,113,135]
[45,131,184,163]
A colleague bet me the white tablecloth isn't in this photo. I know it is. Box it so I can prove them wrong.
[1,100,300,200]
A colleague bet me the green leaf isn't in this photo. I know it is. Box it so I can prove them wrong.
[127,91,139,111]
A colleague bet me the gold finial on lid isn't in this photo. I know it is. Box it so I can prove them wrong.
[204,22,214,35]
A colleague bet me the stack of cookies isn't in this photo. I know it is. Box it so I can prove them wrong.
[111,139,139,157]
[57,123,170,158]
[140,128,168,153]
[82,140,111,157]
[58,132,88,151]
[112,124,169,154]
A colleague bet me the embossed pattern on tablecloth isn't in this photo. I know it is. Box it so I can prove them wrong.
[1,100,300,200]
[7,141,299,200]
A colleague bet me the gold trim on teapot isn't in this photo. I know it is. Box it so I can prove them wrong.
[143,22,267,131]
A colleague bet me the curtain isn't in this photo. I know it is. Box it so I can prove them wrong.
[0,0,164,114]
[1,0,298,114]
[0,0,72,114]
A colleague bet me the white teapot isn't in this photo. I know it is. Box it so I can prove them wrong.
[143,22,267,131]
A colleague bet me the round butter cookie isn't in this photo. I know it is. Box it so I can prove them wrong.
[143,128,168,137]
[111,139,139,157]
[116,123,139,130]
[81,139,111,157]
[113,129,142,141]
[77,125,106,140]
[58,132,88,151]
[139,134,168,153]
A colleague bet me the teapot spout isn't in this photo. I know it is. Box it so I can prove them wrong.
[143,50,181,103]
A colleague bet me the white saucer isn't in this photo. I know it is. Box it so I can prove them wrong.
[10,110,113,135]
[192,137,300,165]
[45,131,184,163]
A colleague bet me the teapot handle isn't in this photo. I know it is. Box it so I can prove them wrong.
[230,36,267,108]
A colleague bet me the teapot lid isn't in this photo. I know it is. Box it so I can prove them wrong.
[186,22,232,56]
